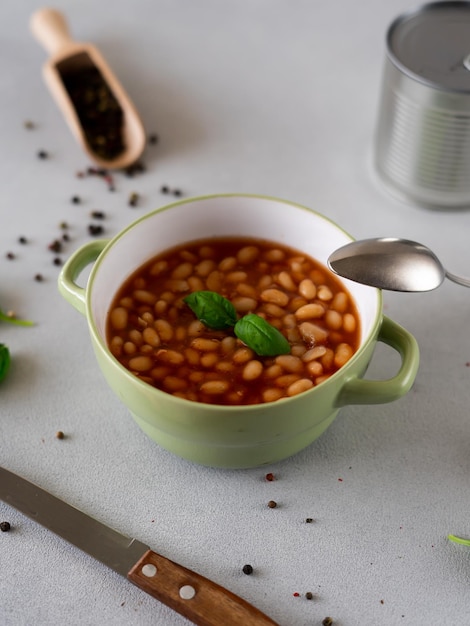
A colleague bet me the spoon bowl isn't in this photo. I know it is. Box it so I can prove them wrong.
[30,8,146,170]
[328,237,470,292]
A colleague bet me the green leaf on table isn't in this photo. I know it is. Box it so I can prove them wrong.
[234,313,290,357]
[0,344,11,382]
[183,291,237,330]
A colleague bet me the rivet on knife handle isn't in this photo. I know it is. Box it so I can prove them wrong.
[128,549,279,626]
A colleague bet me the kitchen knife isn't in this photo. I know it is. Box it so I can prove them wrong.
[0,466,279,626]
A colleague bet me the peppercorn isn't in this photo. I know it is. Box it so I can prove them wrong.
[305,592,314,600]
[0,521,11,532]
[242,564,253,575]
[18,236,28,244]
[148,133,159,145]
[34,274,44,282]
[128,192,139,207]
[160,185,169,194]
[48,240,62,253]
[265,472,275,481]
[71,195,81,204]
[267,500,277,509]
[24,120,35,129]
[88,224,104,236]
[37,150,48,159]
[90,210,105,219]
[56,431,65,439]
[62,233,70,242]
[59,222,69,230]
[6,252,15,260]
[173,189,182,197]
[53,257,62,266]
[305,518,314,523]
[322,618,333,626]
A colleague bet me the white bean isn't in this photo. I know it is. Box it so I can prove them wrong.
[260,288,289,306]
[298,278,316,300]
[295,303,325,321]
[242,360,263,381]
[287,378,314,396]
[110,307,128,330]
[200,380,230,395]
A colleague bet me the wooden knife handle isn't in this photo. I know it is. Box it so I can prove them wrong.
[128,549,280,626]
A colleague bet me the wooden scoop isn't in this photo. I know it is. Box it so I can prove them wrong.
[30,8,146,169]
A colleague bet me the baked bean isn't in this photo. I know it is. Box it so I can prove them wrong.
[128,356,153,372]
[156,349,185,365]
[276,271,297,291]
[298,278,316,300]
[233,347,254,363]
[154,319,174,342]
[110,307,128,330]
[299,321,329,344]
[262,388,284,402]
[325,309,343,330]
[226,271,248,283]
[191,337,220,351]
[232,296,258,313]
[295,303,325,321]
[219,256,237,271]
[206,270,222,291]
[188,276,205,292]
[143,327,161,347]
[237,246,259,265]
[107,237,360,405]
[242,360,263,381]
[343,313,357,333]
[196,259,216,276]
[200,380,230,395]
[331,291,348,313]
[261,289,289,306]
[334,343,353,367]
[287,378,314,396]
[133,289,157,305]
[275,354,303,373]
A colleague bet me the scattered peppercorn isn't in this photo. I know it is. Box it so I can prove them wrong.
[60,222,69,230]
[88,224,104,236]
[148,133,159,145]
[34,274,44,282]
[18,236,28,244]
[128,192,139,207]
[265,472,275,481]
[305,592,314,600]
[90,210,105,219]
[71,195,81,204]
[322,618,333,626]
[6,252,15,260]
[242,564,253,575]
[62,233,70,242]
[305,518,314,523]
[160,185,169,194]
[37,150,48,159]
[56,431,65,439]
[53,257,62,266]
[173,189,182,197]
[0,522,11,532]
[48,240,62,253]
[24,120,35,129]
[267,500,277,509]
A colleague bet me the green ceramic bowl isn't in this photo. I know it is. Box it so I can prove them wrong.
[58,194,419,468]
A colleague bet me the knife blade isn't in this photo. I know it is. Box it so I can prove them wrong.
[0,466,279,626]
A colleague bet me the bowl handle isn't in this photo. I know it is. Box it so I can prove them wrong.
[336,316,419,406]
[58,239,109,316]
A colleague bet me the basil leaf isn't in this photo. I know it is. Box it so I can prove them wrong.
[234,313,290,357]
[0,344,11,382]
[184,291,237,330]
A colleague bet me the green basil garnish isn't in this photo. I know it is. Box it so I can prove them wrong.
[0,308,34,327]
[0,344,11,382]
[183,291,238,330]
[234,313,290,357]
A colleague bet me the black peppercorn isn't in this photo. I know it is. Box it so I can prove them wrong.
[305,592,314,600]
[0,521,11,532]
[242,564,253,575]
[34,274,44,282]
[148,133,158,145]
[37,150,48,159]
[322,618,333,626]
[267,500,277,509]
[160,185,169,194]
[90,211,105,219]
[48,240,62,253]
[6,252,15,260]
[53,257,62,266]
[18,236,28,244]
[305,518,314,523]
[71,195,81,204]
[88,224,104,236]
[173,189,182,197]
[128,192,139,207]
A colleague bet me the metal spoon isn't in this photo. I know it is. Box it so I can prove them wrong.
[327,237,470,292]
[30,8,146,170]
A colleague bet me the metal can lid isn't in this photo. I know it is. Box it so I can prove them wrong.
[387,1,470,92]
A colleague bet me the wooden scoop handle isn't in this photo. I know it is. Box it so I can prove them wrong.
[30,8,74,56]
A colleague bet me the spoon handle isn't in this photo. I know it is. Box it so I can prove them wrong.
[30,8,73,56]
[445,271,470,288]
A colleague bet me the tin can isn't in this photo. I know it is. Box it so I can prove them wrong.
[374,1,470,208]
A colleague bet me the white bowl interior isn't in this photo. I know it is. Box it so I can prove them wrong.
[89,195,380,344]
